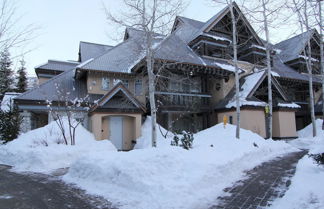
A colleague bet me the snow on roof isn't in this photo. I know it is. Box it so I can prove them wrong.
[240,70,266,98]
[76,58,94,68]
[275,29,315,63]
[1,92,20,112]
[271,71,280,77]
[278,103,301,108]
[224,70,267,108]
[79,41,113,62]
[35,60,79,72]
[250,44,266,50]
[201,33,231,43]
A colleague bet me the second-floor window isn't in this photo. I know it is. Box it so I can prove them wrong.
[102,77,110,90]
[122,79,129,88]
[135,79,142,95]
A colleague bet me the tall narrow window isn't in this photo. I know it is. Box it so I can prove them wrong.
[135,79,142,95]
[122,79,129,88]
[102,77,109,90]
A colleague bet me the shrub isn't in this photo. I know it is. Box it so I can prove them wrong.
[0,106,21,143]
[171,131,194,150]
[309,153,324,165]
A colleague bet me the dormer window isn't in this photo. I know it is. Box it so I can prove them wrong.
[122,79,129,88]
[102,77,110,90]
[135,79,142,95]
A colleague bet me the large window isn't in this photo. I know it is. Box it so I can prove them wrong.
[135,79,142,95]
[102,77,110,90]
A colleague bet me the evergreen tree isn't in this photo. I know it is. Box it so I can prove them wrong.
[0,48,14,99]
[0,106,20,143]
[16,59,27,92]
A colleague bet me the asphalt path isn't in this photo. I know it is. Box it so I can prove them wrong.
[0,165,115,209]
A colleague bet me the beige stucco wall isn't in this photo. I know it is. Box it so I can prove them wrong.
[217,109,266,138]
[90,113,141,150]
[210,76,235,106]
[38,77,49,85]
[86,72,146,105]
[272,111,297,138]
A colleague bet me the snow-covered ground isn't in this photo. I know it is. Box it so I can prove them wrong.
[63,118,296,209]
[0,119,116,173]
[1,117,306,209]
[270,120,324,209]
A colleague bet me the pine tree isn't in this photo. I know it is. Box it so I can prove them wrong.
[0,48,14,99]
[16,59,27,93]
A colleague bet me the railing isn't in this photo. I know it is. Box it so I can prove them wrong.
[155,92,211,110]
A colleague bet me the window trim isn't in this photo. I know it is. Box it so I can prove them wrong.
[135,79,142,95]
[102,77,110,90]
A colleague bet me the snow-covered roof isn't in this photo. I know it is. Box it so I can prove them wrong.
[275,29,316,63]
[90,82,146,112]
[272,55,321,83]
[79,28,163,74]
[79,41,113,62]
[224,70,267,108]
[278,103,300,108]
[1,92,20,112]
[15,69,94,103]
[35,60,79,72]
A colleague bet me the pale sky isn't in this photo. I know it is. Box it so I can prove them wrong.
[13,0,296,76]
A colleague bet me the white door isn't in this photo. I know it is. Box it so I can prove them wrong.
[110,116,123,150]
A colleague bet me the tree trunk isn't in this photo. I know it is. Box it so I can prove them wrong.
[304,0,317,137]
[262,0,273,139]
[319,1,324,130]
[146,33,157,147]
[229,1,240,139]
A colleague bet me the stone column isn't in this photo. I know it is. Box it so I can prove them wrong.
[19,110,32,133]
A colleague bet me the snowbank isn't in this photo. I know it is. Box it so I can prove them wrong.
[64,122,296,209]
[298,119,323,138]
[270,120,324,209]
[0,119,116,173]
[134,116,172,149]
[270,156,324,209]
[288,120,324,151]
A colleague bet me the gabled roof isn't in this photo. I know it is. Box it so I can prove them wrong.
[272,55,322,83]
[35,60,79,72]
[216,69,299,109]
[15,69,89,102]
[79,28,164,74]
[275,29,318,63]
[79,41,113,62]
[188,2,264,46]
[90,82,146,112]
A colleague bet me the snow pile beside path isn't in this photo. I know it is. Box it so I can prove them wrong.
[134,116,173,149]
[64,123,297,209]
[0,119,116,173]
[270,155,324,209]
[271,121,324,209]
[298,119,323,138]
[288,119,323,150]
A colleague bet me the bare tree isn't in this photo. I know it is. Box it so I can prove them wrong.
[0,0,36,53]
[242,0,288,138]
[210,0,241,139]
[290,0,317,137]
[315,0,324,129]
[46,82,90,145]
[104,0,185,147]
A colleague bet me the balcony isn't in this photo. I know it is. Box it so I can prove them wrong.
[155,91,211,112]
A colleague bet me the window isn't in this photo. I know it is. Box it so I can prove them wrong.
[229,116,233,124]
[135,79,142,95]
[102,77,109,90]
[122,79,129,88]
